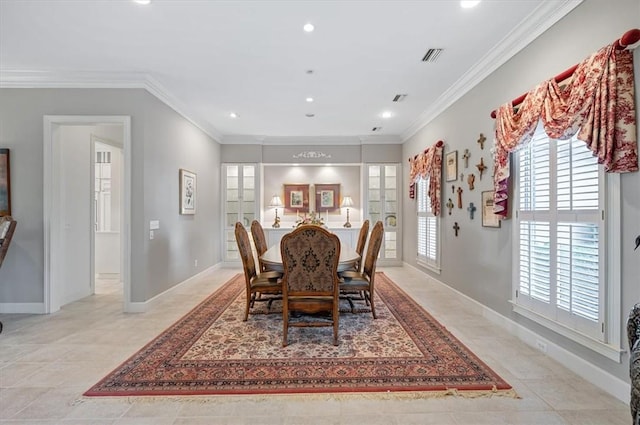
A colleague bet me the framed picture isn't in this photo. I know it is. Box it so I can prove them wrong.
[445,150,458,182]
[482,190,501,228]
[314,183,340,212]
[179,169,196,215]
[0,149,10,217]
[284,184,310,214]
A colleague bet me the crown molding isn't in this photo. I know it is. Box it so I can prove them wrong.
[401,0,583,141]
[0,70,223,142]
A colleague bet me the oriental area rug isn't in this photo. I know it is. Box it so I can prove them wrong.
[84,272,513,397]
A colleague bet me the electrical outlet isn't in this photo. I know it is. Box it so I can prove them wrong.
[149,230,154,240]
[536,340,547,353]
[194,259,198,267]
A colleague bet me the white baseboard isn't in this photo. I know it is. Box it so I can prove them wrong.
[0,302,46,314]
[127,263,222,313]
[403,261,630,404]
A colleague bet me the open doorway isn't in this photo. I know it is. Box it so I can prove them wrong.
[92,137,123,296]
[43,116,131,313]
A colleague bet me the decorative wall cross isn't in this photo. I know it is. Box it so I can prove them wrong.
[463,149,470,168]
[477,133,486,150]
[467,173,475,190]
[456,187,463,208]
[476,157,487,180]
[446,198,454,215]
[453,222,460,237]
[467,202,476,220]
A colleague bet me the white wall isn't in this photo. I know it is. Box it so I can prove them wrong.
[262,165,362,228]
[58,126,92,305]
[0,88,221,307]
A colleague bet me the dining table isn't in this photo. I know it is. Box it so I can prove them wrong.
[260,242,360,273]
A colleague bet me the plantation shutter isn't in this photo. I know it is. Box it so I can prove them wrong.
[556,139,600,322]
[516,126,602,340]
[417,178,437,265]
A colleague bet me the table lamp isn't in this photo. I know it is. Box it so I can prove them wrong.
[269,195,283,228]
[341,196,353,228]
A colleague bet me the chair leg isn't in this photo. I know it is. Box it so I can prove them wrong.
[369,291,377,319]
[283,305,289,347]
[244,297,250,322]
[333,303,339,346]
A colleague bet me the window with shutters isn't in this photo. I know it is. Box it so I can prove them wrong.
[513,123,622,361]
[416,177,440,272]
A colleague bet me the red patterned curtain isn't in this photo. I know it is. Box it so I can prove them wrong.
[493,45,638,217]
[409,140,444,216]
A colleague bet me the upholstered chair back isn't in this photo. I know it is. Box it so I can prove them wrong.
[353,219,370,271]
[250,220,269,272]
[280,226,340,295]
[235,222,257,283]
[362,221,384,278]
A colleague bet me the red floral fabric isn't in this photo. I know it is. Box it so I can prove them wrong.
[409,140,444,216]
[493,45,638,217]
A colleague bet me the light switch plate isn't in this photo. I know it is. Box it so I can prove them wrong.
[150,220,160,230]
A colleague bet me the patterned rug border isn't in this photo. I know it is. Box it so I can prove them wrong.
[84,272,513,397]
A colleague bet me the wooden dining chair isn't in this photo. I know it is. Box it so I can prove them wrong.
[339,220,384,319]
[340,219,369,278]
[280,225,341,347]
[250,220,281,275]
[235,222,282,321]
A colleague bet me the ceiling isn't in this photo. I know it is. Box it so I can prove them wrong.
[0,1,581,144]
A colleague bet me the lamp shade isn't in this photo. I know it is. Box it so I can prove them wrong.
[341,196,353,208]
[269,195,283,208]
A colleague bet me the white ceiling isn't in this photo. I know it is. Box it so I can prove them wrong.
[0,1,581,144]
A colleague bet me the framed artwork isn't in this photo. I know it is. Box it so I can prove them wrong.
[445,150,458,182]
[284,184,310,214]
[481,190,501,228]
[0,149,10,217]
[179,169,196,215]
[314,183,340,212]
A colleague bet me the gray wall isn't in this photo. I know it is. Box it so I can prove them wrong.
[0,88,221,304]
[402,0,640,382]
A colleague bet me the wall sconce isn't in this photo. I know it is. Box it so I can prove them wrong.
[269,195,284,228]
[341,196,353,228]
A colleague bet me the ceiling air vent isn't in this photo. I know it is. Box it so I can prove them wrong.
[422,48,443,63]
[393,94,407,102]
[372,127,382,132]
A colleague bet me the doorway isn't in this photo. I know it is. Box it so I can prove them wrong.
[43,116,131,313]
[92,137,123,295]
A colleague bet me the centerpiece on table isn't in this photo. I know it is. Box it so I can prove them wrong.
[294,211,326,228]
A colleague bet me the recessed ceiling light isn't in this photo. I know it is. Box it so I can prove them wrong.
[460,1,481,8]
[133,0,151,4]
[306,97,314,103]
[305,113,315,118]
[229,112,238,118]
[381,111,393,119]
[303,23,315,32]
[306,69,314,75]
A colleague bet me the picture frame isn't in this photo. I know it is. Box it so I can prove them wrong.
[445,150,458,182]
[0,149,10,217]
[179,169,196,215]
[314,183,340,212]
[284,184,310,214]
[481,190,501,228]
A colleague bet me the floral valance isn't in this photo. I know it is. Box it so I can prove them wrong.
[493,44,638,217]
[409,140,444,216]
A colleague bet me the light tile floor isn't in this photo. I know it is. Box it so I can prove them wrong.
[0,266,630,424]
